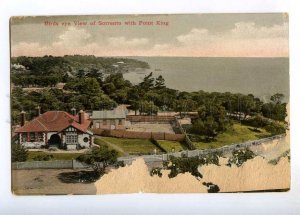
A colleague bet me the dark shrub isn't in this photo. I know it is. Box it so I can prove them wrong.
[12,144,28,162]
[163,156,203,179]
[32,154,54,161]
[115,160,125,168]
[265,122,286,135]
[227,148,255,167]
[199,152,220,166]
[202,182,220,193]
[150,167,163,177]
[77,145,118,174]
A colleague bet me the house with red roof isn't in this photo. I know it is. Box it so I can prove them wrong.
[14,109,93,150]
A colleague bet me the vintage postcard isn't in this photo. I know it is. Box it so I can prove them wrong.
[10,14,289,195]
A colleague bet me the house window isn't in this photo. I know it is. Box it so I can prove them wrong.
[111,120,115,125]
[21,133,27,142]
[95,122,100,128]
[38,133,44,141]
[66,132,78,144]
[103,120,107,125]
[66,127,75,132]
[118,119,122,125]
[83,137,89,143]
[30,133,35,142]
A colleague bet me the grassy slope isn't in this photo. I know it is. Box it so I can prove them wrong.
[157,140,187,152]
[192,123,272,150]
[27,151,82,161]
[26,122,272,160]
[94,138,125,156]
[96,137,162,155]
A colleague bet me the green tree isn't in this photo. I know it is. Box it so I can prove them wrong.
[262,94,287,121]
[193,102,232,140]
[65,77,103,96]
[12,144,28,162]
[240,95,256,119]
[173,99,196,117]
[86,68,104,85]
[192,116,219,140]
[139,72,154,92]
[76,69,85,78]
[39,90,62,111]
[270,93,284,105]
[128,87,141,115]
[155,75,166,89]
[98,94,117,110]
[265,122,286,135]
[138,100,159,115]
[77,145,118,174]
[247,114,265,131]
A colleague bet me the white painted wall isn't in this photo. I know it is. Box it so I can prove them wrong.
[78,133,91,148]
[18,131,92,150]
[19,133,46,148]
[21,141,45,149]
[66,144,77,150]
[46,132,57,140]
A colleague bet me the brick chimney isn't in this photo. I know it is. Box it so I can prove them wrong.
[71,107,76,116]
[78,110,85,124]
[20,111,26,126]
[36,106,41,116]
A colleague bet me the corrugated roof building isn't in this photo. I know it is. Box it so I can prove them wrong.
[91,106,127,130]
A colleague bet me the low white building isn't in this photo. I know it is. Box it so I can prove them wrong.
[91,105,128,130]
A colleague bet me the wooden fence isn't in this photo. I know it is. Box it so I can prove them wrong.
[174,117,196,150]
[12,134,285,169]
[12,160,90,170]
[126,115,175,123]
[119,134,286,164]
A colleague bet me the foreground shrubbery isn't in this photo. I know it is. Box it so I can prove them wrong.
[202,182,220,193]
[77,145,118,175]
[150,152,221,180]
[268,150,290,165]
[32,154,54,161]
[150,167,163,177]
[243,114,286,135]
[264,122,286,135]
[163,156,203,179]
[12,144,28,162]
[150,153,222,193]
[227,148,256,167]
[198,152,222,166]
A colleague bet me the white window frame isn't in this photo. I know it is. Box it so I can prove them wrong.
[65,127,78,144]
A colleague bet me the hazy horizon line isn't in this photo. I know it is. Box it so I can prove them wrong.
[11,55,289,59]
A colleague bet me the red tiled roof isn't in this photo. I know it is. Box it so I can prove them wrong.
[15,111,91,133]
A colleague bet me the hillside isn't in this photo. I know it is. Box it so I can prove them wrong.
[11,55,150,87]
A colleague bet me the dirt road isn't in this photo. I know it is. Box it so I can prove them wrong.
[12,169,96,195]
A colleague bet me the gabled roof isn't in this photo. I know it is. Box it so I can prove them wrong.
[15,111,91,133]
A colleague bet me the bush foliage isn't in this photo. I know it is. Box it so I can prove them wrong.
[12,144,28,162]
[159,153,221,179]
[32,154,54,161]
[77,145,118,174]
[227,148,256,167]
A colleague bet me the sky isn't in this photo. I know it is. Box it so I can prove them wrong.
[10,14,289,57]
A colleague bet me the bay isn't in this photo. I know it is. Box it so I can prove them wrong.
[123,57,289,101]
